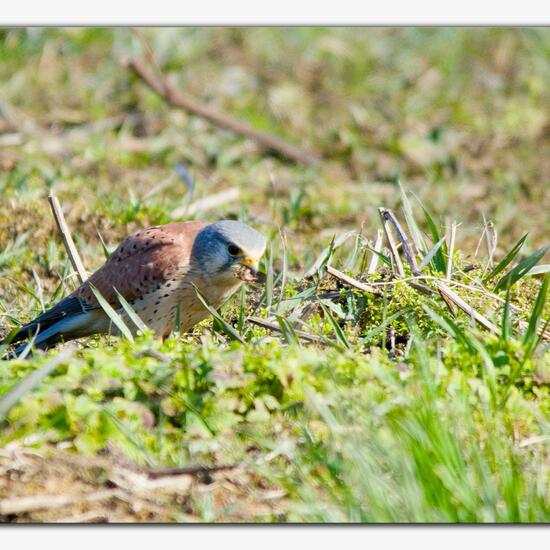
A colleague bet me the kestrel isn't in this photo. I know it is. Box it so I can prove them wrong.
[5,220,266,356]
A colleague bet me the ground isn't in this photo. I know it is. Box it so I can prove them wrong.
[0,28,549,523]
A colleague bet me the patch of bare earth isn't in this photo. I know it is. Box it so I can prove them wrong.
[0,444,288,523]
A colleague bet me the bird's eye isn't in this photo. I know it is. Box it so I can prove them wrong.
[227,244,241,256]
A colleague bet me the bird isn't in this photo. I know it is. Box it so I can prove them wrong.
[3,219,266,357]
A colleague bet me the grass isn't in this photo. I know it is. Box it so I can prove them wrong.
[0,28,549,523]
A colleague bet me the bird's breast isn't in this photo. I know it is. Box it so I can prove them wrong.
[117,266,243,338]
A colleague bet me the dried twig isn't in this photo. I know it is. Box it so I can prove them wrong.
[126,58,319,165]
[48,195,88,284]
[247,316,323,343]
[326,265,381,295]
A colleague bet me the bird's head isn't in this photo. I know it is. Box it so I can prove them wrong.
[192,220,267,284]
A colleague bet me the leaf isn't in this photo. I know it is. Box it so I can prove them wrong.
[483,233,527,284]
[89,284,134,342]
[344,232,363,271]
[494,244,550,292]
[15,328,39,360]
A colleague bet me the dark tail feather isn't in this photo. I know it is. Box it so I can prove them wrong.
[2,296,95,359]
[7,295,88,345]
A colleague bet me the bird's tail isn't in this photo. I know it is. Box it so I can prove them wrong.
[2,296,102,359]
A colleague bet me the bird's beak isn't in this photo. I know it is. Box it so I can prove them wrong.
[236,257,265,284]
[244,256,260,271]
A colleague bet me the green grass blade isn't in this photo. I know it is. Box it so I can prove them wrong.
[423,304,497,406]
[319,301,350,349]
[304,231,356,279]
[97,230,112,260]
[0,327,21,358]
[265,242,274,311]
[114,288,148,333]
[494,244,550,292]
[276,232,289,311]
[422,206,447,274]
[399,182,427,253]
[192,284,245,344]
[89,284,134,342]
[483,233,528,284]
[344,232,363,272]
[275,315,300,346]
[363,245,391,267]
[359,307,412,345]
[523,273,549,355]
[0,346,75,420]
[418,235,447,273]
[501,288,512,341]
[422,303,474,352]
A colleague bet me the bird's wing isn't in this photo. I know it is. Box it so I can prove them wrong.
[9,221,207,344]
[76,221,208,307]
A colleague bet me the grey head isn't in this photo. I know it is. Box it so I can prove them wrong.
[191,220,267,280]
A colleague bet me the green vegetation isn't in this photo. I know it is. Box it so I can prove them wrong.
[0,28,549,522]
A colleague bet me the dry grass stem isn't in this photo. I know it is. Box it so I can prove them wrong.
[379,208,420,276]
[247,316,323,343]
[48,195,88,284]
[171,187,241,219]
[378,208,406,278]
[367,230,384,275]
[326,265,381,295]
[437,283,499,333]
[446,222,458,280]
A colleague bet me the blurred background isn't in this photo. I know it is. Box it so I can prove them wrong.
[1,28,549,296]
